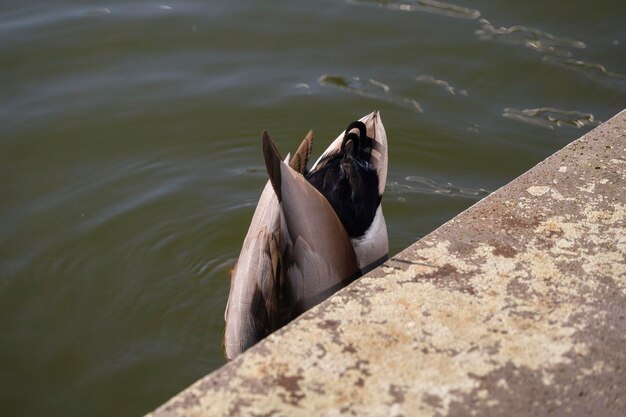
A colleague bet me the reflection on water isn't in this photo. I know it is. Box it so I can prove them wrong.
[502,107,601,130]
[388,177,491,199]
[475,18,585,57]
[416,74,468,96]
[473,14,624,95]
[85,8,112,16]
[318,74,423,112]
[542,56,626,88]
[349,0,480,20]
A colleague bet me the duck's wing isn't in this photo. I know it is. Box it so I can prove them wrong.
[224,132,314,360]
[263,131,360,313]
[224,181,281,360]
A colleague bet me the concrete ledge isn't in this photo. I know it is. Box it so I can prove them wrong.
[148,110,626,417]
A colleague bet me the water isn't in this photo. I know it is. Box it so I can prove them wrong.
[1,0,624,415]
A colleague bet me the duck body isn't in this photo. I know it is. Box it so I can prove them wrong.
[224,112,388,360]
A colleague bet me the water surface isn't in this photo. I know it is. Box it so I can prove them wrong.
[1,1,625,416]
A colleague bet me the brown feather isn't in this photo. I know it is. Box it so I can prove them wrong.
[289,130,314,174]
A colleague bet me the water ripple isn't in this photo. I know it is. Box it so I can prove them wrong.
[541,56,626,88]
[318,74,423,112]
[387,176,490,199]
[188,254,236,278]
[349,0,481,20]
[84,7,111,16]
[416,74,468,96]
[475,18,585,57]
[502,107,601,130]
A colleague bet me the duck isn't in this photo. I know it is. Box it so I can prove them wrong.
[224,111,388,360]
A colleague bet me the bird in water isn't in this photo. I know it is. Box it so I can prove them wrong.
[224,111,388,360]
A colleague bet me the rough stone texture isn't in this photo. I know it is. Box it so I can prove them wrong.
[148,110,626,417]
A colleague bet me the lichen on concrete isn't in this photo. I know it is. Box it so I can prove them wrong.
[147,110,626,417]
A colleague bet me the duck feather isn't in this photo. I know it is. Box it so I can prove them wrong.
[263,131,360,313]
[224,113,388,360]
[224,131,314,359]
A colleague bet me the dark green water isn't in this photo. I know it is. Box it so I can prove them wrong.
[1,0,624,415]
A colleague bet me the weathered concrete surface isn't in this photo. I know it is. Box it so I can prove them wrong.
[148,110,626,417]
